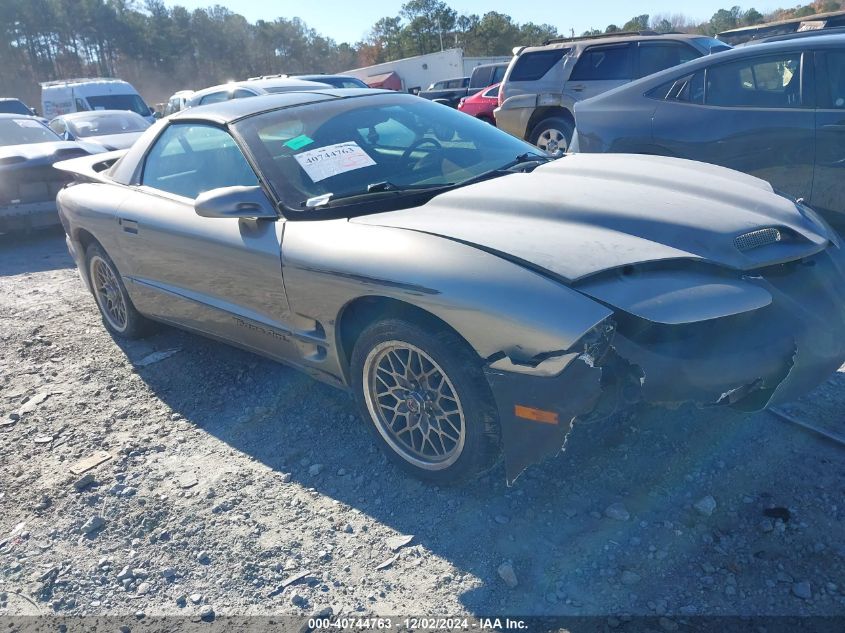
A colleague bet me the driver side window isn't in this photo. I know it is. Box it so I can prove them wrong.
[142,124,258,199]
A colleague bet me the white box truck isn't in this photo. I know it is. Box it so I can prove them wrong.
[41,78,155,123]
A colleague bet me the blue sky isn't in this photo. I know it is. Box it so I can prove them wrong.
[166,0,789,43]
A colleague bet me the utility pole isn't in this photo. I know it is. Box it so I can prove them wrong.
[437,16,444,51]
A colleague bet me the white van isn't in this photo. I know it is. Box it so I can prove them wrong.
[41,78,155,123]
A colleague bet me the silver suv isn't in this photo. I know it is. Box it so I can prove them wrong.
[494,31,730,152]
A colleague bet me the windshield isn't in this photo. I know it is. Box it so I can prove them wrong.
[67,111,150,138]
[0,118,61,146]
[0,100,31,116]
[235,93,541,211]
[85,94,150,117]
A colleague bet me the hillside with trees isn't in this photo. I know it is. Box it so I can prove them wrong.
[1,0,842,107]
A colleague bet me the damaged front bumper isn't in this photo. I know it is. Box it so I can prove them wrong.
[485,246,845,484]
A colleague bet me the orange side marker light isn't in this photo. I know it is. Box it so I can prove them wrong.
[514,405,559,425]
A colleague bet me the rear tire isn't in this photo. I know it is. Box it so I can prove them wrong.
[529,116,574,153]
[350,319,501,484]
[85,243,151,339]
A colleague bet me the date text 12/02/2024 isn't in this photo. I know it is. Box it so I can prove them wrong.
[308,618,528,630]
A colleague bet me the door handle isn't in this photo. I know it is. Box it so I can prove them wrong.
[571,85,586,92]
[119,218,139,234]
[822,123,845,130]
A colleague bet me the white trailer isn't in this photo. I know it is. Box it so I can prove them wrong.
[344,49,509,93]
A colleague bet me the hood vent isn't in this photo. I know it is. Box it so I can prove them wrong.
[735,228,782,252]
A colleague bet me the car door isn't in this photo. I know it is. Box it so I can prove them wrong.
[811,48,845,227]
[651,50,815,202]
[116,122,299,361]
[564,43,633,101]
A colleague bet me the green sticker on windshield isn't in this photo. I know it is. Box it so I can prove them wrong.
[285,134,314,150]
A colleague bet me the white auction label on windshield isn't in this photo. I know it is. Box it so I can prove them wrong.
[294,141,376,183]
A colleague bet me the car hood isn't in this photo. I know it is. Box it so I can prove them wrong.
[81,132,144,151]
[353,153,831,282]
[0,141,99,168]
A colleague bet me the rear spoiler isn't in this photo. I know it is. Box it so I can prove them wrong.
[53,149,127,184]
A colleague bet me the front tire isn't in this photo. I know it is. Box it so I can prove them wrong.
[85,243,150,339]
[350,319,500,484]
[529,116,574,154]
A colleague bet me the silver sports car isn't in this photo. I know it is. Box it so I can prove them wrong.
[55,88,845,484]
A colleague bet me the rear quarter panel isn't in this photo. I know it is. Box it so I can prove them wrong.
[58,182,134,281]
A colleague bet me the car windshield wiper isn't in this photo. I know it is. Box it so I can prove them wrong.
[364,181,447,193]
[454,152,554,188]
[298,153,554,210]
[300,182,452,209]
[499,152,554,172]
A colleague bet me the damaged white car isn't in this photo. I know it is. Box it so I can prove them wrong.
[54,89,845,483]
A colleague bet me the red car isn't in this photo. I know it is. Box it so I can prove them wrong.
[457,83,499,124]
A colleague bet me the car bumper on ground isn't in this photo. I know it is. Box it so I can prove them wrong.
[0,200,60,233]
[484,246,845,483]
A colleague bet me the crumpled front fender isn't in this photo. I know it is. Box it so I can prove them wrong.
[485,245,845,483]
[485,356,604,484]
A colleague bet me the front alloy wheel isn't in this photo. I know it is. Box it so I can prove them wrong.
[363,341,466,471]
[351,318,501,484]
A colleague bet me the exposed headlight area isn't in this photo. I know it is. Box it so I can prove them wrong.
[573,319,615,368]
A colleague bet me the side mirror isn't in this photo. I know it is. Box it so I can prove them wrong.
[152,112,162,119]
[194,185,277,219]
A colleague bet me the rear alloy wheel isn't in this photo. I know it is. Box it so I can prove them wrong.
[351,319,500,484]
[529,116,574,154]
[85,243,150,339]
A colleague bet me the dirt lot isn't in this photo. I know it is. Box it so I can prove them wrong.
[1,229,844,626]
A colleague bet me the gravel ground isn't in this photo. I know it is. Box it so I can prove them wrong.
[1,229,844,624]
